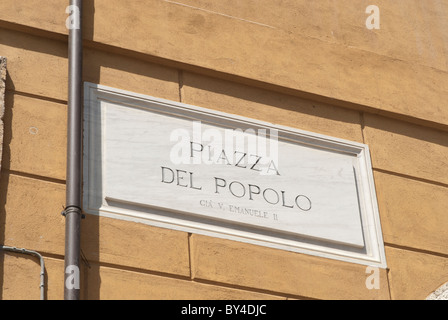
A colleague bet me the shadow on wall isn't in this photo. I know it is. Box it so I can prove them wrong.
[0,67,14,299]
[0,0,179,300]
[79,0,182,300]
[0,69,48,300]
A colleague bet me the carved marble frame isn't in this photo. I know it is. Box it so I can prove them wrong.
[83,82,387,268]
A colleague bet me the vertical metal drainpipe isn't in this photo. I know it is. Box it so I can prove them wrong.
[64,0,83,300]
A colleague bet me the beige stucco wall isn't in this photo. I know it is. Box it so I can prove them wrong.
[0,1,447,300]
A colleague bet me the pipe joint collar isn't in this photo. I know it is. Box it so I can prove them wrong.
[61,206,85,219]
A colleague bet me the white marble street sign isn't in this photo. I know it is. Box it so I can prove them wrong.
[83,83,386,267]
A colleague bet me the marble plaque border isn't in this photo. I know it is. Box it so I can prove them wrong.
[83,82,387,268]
